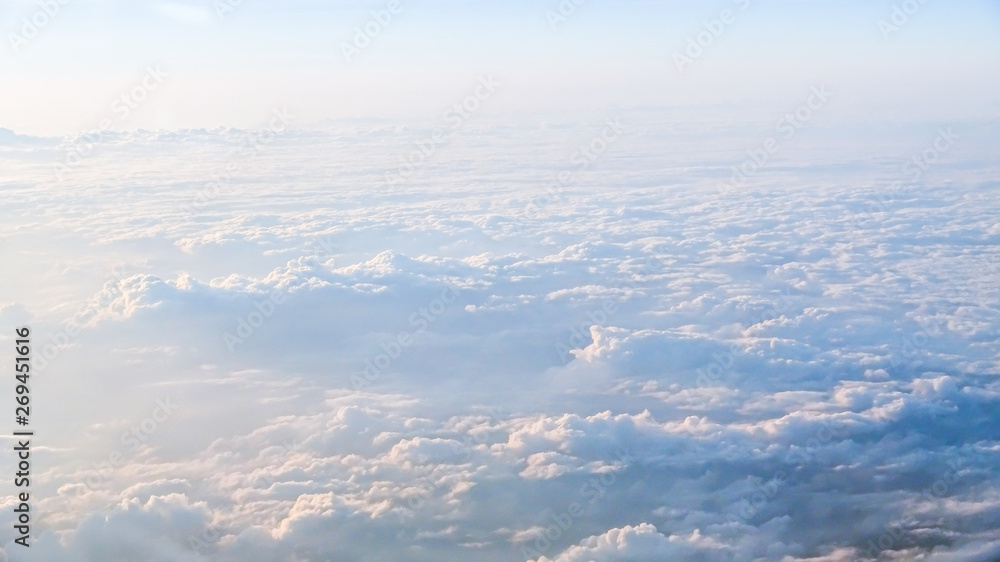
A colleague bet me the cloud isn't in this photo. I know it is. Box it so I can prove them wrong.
[1,118,999,560]
[531,523,731,562]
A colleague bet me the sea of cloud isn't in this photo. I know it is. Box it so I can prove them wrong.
[0,112,998,561]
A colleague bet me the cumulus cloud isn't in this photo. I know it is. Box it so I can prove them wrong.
[0,115,998,561]
[531,523,731,562]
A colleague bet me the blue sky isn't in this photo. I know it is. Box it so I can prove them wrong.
[2,0,999,134]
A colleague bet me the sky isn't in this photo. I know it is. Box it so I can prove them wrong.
[1,1,1000,561]
[1,0,999,134]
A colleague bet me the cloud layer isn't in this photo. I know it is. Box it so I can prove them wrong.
[0,116,998,561]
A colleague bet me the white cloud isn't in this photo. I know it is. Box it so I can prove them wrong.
[1,116,998,561]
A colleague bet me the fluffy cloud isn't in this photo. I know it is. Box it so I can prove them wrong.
[1,117,998,561]
[530,523,730,561]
